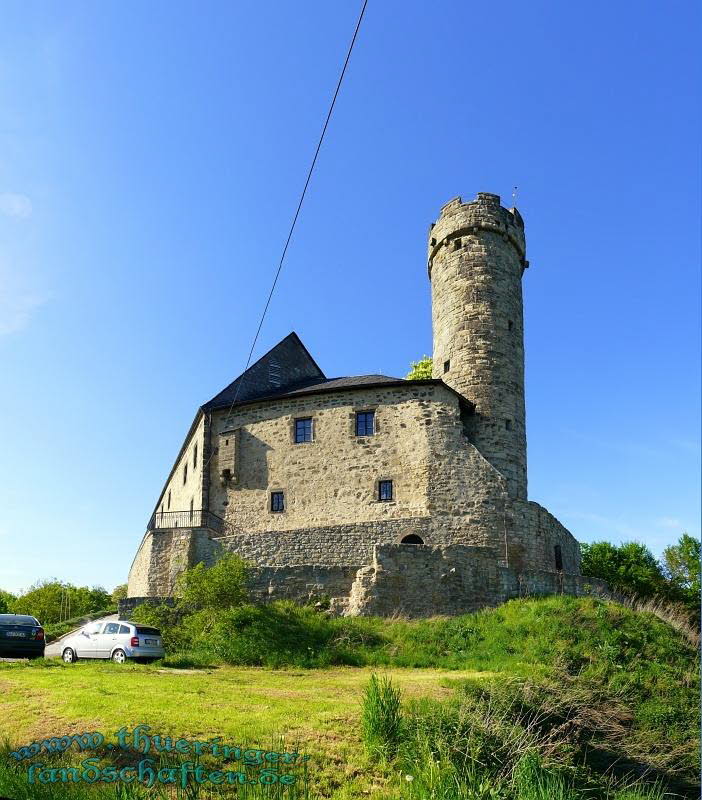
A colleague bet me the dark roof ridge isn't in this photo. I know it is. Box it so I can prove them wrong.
[217,376,474,424]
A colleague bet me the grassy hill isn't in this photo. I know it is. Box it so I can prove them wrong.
[0,596,698,799]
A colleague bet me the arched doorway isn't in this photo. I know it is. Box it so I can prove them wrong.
[400,534,425,545]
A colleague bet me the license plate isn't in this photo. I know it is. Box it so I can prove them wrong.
[6,631,26,638]
[144,638,157,645]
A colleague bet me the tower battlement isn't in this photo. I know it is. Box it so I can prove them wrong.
[428,193,527,279]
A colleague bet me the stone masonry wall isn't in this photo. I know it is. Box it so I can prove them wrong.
[128,534,596,617]
[511,500,581,574]
[127,528,223,597]
[155,414,206,518]
[215,518,433,566]
[209,384,492,533]
[126,533,153,597]
[430,193,528,500]
[346,543,607,618]
[203,384,532,567]
[247,565,360,608]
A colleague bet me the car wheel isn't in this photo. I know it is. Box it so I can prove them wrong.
[111,649,127,664]
[62,648,77,664]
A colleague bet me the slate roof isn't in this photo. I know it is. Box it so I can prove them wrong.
[203,332,325,410]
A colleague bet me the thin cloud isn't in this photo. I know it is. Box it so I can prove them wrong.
[563,511,640,539]
[0,261,50,335]
[0,193,32,219]
[0,287,49,335]
[655,516,683,529]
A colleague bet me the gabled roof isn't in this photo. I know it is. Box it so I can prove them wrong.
[203,332,325,410]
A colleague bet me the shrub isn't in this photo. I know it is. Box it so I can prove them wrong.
[175,553,249,610]
[406,355,433,380]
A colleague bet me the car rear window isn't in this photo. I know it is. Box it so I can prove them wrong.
[119,624,131,634]
[0,615,38,626]
[135,627,161,636]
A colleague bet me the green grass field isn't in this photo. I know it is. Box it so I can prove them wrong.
[0,596,698,799]
[0,662,484,797]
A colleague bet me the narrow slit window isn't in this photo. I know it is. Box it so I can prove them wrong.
[183,463,188,484]
[505,419,512,431]
[508,320,514,331]
[167,491,171,510]
[554,544,563,571]
[193,443,198,469]
[271,491,285,513]
[453,238,462,250]
[443,359,450,373]
[379,480,393,501]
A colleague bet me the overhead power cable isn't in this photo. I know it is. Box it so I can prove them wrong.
[217,0,368,433]
[151,2,368,525]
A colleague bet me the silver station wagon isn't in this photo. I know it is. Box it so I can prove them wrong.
[61,621,164,664]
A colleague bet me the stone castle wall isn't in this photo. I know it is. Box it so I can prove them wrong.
[208,385,450,531]
[128,528,223,596]
[346,543,607,618]
[124,540,606,620]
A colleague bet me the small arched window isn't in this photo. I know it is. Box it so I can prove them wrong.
[401,534,424,545]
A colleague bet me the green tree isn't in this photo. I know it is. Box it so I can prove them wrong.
[662,533,700,618]
[111,583,128,603]
[580,540,667,599]
[406,356,432,380]
[11,580,111,624]
[0,589,16,614]
[662,533,701,592]
[176,554,249,610]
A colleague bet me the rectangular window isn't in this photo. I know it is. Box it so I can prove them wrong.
[355,411,375,437]
[295,417,313,443]
[193,443,198,469]
[379,480,393,501]
[443,359,450,373]
[271,491,285,513]
[183,463,188,484]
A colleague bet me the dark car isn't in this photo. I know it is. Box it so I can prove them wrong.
[0,614,45,659]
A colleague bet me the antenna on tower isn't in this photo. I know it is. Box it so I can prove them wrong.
[512,186,518,205]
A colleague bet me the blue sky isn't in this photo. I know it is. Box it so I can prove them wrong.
[0,1,699,594]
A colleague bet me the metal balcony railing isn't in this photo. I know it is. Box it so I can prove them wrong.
[147,509,226,533]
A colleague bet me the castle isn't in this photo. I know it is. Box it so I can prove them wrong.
[127,192,605,616]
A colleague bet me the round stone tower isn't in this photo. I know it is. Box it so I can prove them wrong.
[428,192,528,500]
